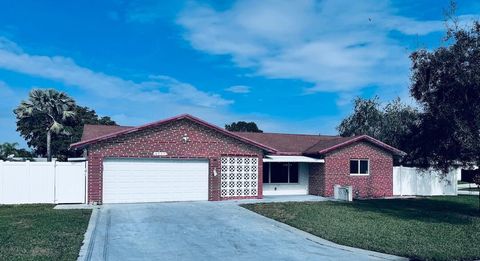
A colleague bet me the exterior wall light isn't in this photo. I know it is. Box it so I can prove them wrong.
[182,134,190,143]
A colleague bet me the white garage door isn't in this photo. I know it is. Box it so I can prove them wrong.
[103,159,209,203]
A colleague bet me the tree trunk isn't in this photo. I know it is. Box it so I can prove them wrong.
[47,129,52,162]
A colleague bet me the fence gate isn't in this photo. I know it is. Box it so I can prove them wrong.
[0,161,86,204]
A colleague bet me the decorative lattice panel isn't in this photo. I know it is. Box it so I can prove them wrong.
[220,157,258,198]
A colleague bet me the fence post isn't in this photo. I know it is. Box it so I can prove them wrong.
[84,160,88,204]
[53,159,57,204]
[454,168,459,195]
[0,160,3,203]
[26,160,31,203]
[399,165,403,196]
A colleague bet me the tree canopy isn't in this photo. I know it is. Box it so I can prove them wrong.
[225,121,263,132]
[14,89,116,160]
[337,97,384,138]
[14,89,77,161]
[337,97,419,165]
[0,142,34,161]
[409,21,480,171]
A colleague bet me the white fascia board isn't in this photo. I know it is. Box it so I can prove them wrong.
[263,155,324,163]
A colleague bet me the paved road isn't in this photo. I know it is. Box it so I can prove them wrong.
[84,202,404,261]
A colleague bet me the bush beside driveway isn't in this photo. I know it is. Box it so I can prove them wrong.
[0,204,91,261]
[243,196,480,261]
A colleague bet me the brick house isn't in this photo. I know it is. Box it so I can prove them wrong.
[71,114,404,204]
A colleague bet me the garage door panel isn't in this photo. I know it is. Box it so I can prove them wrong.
[103,160,206,170]
[103,173,206,182]
[103,159,208,203]
[103,186,206,192]
[103,179,207,185]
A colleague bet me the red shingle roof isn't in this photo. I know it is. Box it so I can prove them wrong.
[233,132,346,155]
[81,125,133,141]
[235,132,404,156]
[73,114,405,156]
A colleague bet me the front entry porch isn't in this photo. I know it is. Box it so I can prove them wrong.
[262,155,324,196]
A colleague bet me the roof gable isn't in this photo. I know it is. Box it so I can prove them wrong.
[71,114,276,152]
[304,135,405,156]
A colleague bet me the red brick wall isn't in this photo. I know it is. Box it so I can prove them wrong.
[322,141,393,198]
[87,119,263,204]
[308,163,325,196]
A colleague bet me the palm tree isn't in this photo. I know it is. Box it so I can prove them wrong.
[0,142,20,160]
[14,89,76,161]
[0,142,34,161]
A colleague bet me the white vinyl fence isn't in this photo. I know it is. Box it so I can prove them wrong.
[0,160,86,204]
[393,166,458,196]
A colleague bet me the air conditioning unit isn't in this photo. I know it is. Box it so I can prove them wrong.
[334,185,353,201]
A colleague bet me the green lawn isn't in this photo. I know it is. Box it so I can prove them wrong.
[243,196,480,261]
[0,205,91,261]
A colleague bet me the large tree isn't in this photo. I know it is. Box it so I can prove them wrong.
[14,89,77,161]
[337,97,384,138]
[14,90,117,160]
[409,21,480,172]
[337,97,419,165]
[47,105,117,159]
[225,121,263,132]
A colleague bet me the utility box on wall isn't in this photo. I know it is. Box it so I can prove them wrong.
[334,185,353,201]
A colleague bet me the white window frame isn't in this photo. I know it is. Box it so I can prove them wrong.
[264,162,299,184]
[349,159,370,176]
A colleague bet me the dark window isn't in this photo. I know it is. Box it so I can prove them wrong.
[271,163,289,183]
[350,159,369,175]
[263,163,270,183]
[268,162,299,183]
[289,163,299,183]
[359,160,369,174]
[350,160,359,174]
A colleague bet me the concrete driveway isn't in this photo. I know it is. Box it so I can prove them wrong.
[82,202,404,261]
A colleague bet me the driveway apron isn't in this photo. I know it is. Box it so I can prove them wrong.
[85,202,403,261]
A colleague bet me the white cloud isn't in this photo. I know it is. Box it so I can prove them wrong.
[0,37,243,144]
[0,37,335,138]
[0,37,231,109]
[225,85,251,94]
[177,0,445,95]
[382,17,443,35]
[0,43,339,148]
[0,37,339,145]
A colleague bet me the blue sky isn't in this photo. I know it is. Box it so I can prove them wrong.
[0,0,479,147]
